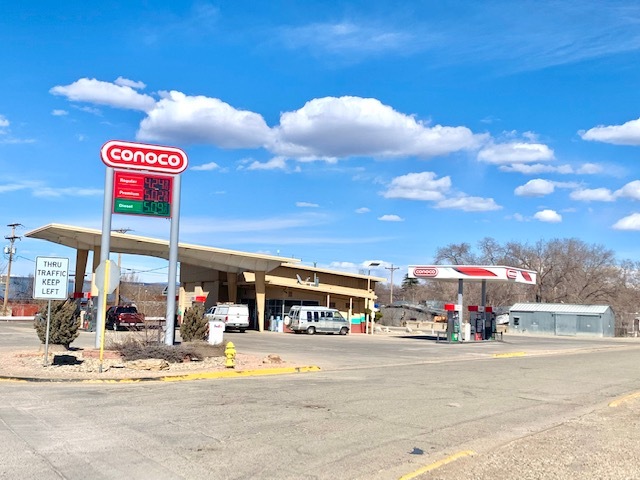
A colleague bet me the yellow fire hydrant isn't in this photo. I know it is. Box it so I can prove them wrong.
[224,341,236,368]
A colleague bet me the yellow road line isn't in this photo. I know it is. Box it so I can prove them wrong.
[158,365,321,382]
[493,352,526,358]
[609,391,640,408]
[399,450,476,480]
[0,366,321,384]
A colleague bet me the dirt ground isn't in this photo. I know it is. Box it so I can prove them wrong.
[0,344,290,380]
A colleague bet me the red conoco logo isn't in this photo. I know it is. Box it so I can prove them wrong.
[101,140,188,174]
[507,269,518,280]
[414,267,438,277]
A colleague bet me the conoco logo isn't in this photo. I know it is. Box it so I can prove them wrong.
[507,269,517,279]
[101,140,188,174]
[414,267,438,277]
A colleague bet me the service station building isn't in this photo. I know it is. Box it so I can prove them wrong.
[26,224,382,333]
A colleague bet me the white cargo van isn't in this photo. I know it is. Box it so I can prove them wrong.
[286,306,349,335]
[205,304,250,332]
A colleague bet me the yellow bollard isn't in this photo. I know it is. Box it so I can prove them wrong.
[224,341,236,368]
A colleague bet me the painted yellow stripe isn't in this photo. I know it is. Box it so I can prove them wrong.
[399,450,476,480]
[0,366,321,384]
[493,352,526,358]
[609,391,640,408]
[158,365,321,382]
[0,377,29,383]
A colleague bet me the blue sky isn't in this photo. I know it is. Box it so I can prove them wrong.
[3,0,640,283]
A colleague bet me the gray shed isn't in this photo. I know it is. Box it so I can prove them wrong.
[509,303,615,337]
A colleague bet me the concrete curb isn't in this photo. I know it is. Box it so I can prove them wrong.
[0,365,322,384]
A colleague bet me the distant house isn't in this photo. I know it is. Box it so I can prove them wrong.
[509,303,615,337]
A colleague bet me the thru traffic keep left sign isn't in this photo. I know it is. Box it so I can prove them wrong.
[33,256,69,300]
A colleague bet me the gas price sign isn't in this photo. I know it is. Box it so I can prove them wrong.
[113,170,173,217]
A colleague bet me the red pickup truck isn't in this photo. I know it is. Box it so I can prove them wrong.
[105,305,145,330]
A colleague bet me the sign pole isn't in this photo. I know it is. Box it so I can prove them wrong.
[43,300,51,367]
[165,175,181,345]
[95,167,114,349]
[98,260,110,373]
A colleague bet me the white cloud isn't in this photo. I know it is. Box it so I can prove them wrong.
[355,207,370,214]
[580,118,640,145]
[178,213,328,234]
[435,196,501,212]
[383,171,451,201]
[191,162,220,171]
[615,180,640,200]
[514,179,556,196]
[296,202,319,208]
[0,182,31,193]
[51,109,68,116]
[271,96,484,159]
[329,261,358,269]
[613,213,640,230]
[500,163,574,174]
[246,157,287,171]
[534,209,562,223]
[510,213,527,222]
[0,114,8,128]
[50,78,156,112]
[378,214,404,222]
[478,141,554,164]
[138,90,272,148]
[576,163,603,174]
[570,188,615,202]
[33,187,102,198]
[279,22,416,57]
[114,77,146,89]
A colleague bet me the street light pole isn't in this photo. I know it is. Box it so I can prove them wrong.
[365,261,381,335]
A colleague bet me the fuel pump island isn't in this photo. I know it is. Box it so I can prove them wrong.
[407,265,537,343]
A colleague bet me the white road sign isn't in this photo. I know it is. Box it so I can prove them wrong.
[33,256,70,300]
[94,259,120,294]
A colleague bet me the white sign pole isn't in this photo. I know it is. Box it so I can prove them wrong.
[96,167,114,349]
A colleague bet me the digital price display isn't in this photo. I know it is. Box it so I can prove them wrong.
[113,170,173,217]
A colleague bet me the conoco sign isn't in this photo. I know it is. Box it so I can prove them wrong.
[414,267,438,277]
[100,140,188,174]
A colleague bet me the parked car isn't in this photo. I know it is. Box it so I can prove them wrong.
[204,303,250,332]
[105,305,145,330]
[286,306,349,335]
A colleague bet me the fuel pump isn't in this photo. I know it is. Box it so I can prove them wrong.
[484,306,494,340]
[468,305,483,341]
[444,303,462,342]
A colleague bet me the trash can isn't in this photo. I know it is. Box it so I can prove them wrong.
[462,322,471,342]
[276,316,283,333]
[208,320,225,345]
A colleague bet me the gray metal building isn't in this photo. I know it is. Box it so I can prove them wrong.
[509,303,615,337]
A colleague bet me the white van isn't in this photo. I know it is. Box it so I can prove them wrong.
[205,304,250,332]
[286,306,349,335]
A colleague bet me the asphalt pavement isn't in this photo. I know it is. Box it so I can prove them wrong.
[1,321,640,479]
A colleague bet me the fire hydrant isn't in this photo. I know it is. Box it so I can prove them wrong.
[224,341,236,368]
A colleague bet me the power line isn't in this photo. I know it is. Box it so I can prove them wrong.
[385,264,400,305]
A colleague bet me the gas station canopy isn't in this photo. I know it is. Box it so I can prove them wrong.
[408,265,537,285]
[26,223,299,274]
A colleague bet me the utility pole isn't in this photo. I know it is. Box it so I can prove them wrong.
[385,264,400,305]
[3,223,23,315]
[111,228,132,306]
